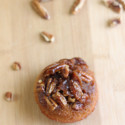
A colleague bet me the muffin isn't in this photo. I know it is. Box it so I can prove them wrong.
[34,57,98,123]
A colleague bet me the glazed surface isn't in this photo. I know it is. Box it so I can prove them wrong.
[35,58,97,122]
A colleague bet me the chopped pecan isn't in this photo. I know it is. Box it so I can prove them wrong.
[72,102,83,110]
[44,96,58,110]
[31,0,50,20]
[52,92,67,107]
[68,97,76,103]
[12,62,21,71]
[108,17,121,27]
[117,0,125,10]
[109,1,122,13]
[71,0,86,14]
[4,92,13,102]
[40,32,55,43]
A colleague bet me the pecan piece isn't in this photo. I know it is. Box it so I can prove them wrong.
[12,62,21,71]
[46,78,52,95]
[108,17,121,27]
[117,0,125,10]
[40,32,55,43]
[72,102,83,110]
[70,80,86,103]
[31,0,50,20]
[103,0,122,13]
[68,97,76,103]
[48,81,56,95]
[44,96,58,111]
[4,92,13,102]
[52,92,67,107]
[109,1,122,13]
[44,64,69,78]
[36,82,45,92]
[71,0,86,15]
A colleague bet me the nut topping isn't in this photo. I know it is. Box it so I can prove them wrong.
[40,32,55,43]
[48,80,56,95]
[44,96,58,110]
[44,64,69,78]
[71,0,86,15]
[31,0,50,20]
[52,92,67,107]
[46,78,52,95]
[70,80,85,103]
[36,58,95,111]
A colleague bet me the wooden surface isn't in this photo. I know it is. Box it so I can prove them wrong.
[0,0,125,125]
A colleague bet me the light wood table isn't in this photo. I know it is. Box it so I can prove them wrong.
[0,0,125,125]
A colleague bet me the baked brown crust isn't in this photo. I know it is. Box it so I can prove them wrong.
[34,57,98,123]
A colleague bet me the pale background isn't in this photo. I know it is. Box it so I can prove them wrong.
[0,0,125,125]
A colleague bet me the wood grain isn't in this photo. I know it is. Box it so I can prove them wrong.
[0,0,125,125]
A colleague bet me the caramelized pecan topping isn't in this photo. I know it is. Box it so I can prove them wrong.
[36,58,94,111]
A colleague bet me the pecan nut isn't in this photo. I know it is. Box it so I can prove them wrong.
[44,96,58,111]
[71,0,86,14]
[52,92,67,107]
[31,0,50,19]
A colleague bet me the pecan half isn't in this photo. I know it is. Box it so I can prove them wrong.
[81,72,93,83]
[46,78,52,95]
[48,81,56,95]
[52,92,67,107]
[44,96,58,110]
[44,64,69,78]
[70,80,87,103]
[108,17,121,27]
[71,0,86,15]
[31,0,50,20]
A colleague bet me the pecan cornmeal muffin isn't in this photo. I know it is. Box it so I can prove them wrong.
[34,57,98,123]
